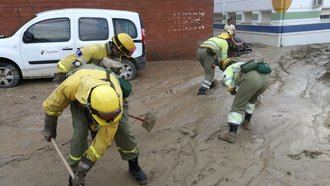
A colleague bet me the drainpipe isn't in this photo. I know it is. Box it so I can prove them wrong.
[279,0,286,47]
[223,2,225,25]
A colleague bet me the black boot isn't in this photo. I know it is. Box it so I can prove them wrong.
[197,87,208,96]
[128,157,148,185]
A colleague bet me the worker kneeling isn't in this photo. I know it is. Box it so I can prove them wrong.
[218,58,270,143]
[42,65,147,185]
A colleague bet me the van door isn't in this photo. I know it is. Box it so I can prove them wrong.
[20,13,74,77]
[74,13,114,50]
[113,17,143,58]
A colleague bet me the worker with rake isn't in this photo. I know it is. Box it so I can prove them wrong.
[42,33,152,185]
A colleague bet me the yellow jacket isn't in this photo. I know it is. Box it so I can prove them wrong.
[43,65,123,162]
[200,37,228,61]
[57,44,108,73]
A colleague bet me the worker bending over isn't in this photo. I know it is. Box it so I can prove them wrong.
[218,58,270,143]
[197,32,231,95]
[43,33,147,185]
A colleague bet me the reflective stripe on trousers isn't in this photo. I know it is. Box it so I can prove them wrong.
[201,80,212,89]
[117,147,138,154]
[228,111,243,125]
[245,103,256,114]
[69,154,82,161]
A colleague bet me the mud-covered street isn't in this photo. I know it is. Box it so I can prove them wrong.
[0,44,329,186]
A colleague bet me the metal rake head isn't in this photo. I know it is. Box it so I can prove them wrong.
[141,110,158,132]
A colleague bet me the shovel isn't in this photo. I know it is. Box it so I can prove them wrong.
[129,111,157,132]
[51,138,75,179]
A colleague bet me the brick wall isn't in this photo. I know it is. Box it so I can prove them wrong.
[0,0,213,60]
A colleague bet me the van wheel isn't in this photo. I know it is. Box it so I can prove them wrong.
[119,61,136,80]
[0,62,21,88]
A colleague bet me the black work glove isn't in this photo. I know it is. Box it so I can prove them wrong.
[53,72,67,84]
[41,114,58,142]
[73,157,94,186]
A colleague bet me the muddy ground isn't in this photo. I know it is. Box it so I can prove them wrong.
[0,44,329,186]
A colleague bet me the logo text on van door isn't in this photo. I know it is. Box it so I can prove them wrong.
[40,50,59,55]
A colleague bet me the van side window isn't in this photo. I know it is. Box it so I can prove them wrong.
[23,18,70,43]
[113,19,137,38]
[79,18,109,41]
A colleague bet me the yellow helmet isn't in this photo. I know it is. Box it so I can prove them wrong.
[217,31,231,39]
[220,58,236,71]
[112,33,136,57]
[88,85,122,126]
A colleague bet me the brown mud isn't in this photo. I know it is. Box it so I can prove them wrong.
[0,44,329,186]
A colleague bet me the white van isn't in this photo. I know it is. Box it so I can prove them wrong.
[0,8,146,87]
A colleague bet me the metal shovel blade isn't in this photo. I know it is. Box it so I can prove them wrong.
[141,111,157,132]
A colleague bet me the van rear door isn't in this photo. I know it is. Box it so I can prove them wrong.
[112,13,143,58]
[73,12,114,50]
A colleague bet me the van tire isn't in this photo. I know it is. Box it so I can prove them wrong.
[120,60,137,80]
[0,62,21,88]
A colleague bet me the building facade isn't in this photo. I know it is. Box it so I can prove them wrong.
[0,0,213,60]
[214,0,330,47]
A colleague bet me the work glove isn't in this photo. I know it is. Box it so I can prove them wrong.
[73,157,94,186]
[228,86,237,95]
[41,114,58,142]
[99,57,123,71]
[53,72,67,84]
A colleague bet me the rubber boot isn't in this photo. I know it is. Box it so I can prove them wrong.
[128,157,148,185]
[197,87,208,96]
[209,79,219,89]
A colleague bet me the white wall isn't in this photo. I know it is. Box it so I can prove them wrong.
[214,28,330,47]
[324,0,330,8]
[282,29,330,46]
[214,0,272,13]
[214,0,325,13]
[214,29,280,47]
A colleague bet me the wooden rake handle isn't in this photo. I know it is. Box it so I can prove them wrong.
[51,138,75,179]
[129,114,148,122]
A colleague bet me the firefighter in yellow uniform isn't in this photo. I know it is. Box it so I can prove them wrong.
[42,65,124,185]
[55,33,136,79]
[46,33,147,185]
[197,32,230,95]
